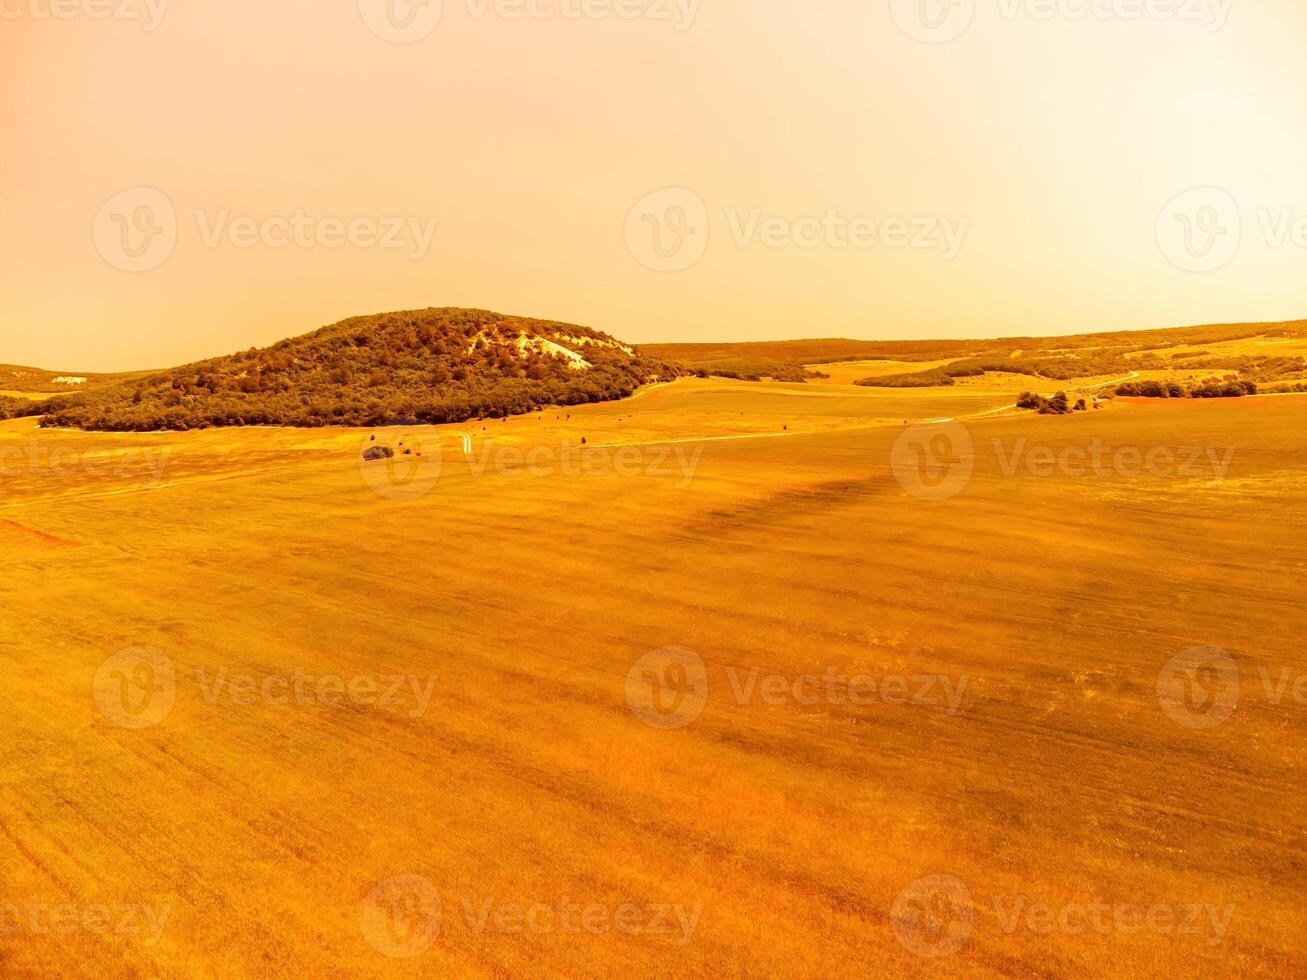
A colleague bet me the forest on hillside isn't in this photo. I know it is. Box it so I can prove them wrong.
[0,396,51,421]
[38,309,678,431]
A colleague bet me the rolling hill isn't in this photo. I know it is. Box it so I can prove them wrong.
[37,309,677,431]
[18,312,1307,431]
[645,317,1307,385]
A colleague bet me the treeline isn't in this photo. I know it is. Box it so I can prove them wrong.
[0,396,54,421]
[857,359,1035,388]
[1115,380,1257,399]
[687,364,819,383]
[39,309,679,432]
[1015,392,1088,415]
[856,348,1289,389]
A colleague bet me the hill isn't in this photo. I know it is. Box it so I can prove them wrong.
[21,312,1307,430]
[646,318,1307,387]
[1,363,142,395]
[38,309,676,431]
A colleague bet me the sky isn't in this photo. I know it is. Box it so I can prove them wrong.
[3,0,1307,371]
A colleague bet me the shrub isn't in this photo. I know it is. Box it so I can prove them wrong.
[1116,379,1257,399]
[362,445,394,461]
[1015,391,1074,415]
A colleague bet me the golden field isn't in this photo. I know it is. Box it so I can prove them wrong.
[1,377,1304,978]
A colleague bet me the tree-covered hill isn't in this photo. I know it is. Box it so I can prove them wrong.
[39,309,677,431]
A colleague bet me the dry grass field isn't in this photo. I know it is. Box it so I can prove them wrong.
[2,376,1304,977]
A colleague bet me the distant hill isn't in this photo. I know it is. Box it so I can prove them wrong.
[647,318,1307,385]
[39,309,676,431]
[1,364,137,395]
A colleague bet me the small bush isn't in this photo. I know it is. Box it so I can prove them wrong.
[1016,391,1074,415]
[362,445,394,461]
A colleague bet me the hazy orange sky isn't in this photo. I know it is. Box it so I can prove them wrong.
[4,0,1307,371]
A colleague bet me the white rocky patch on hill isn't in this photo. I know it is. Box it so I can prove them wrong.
[557,334,635,356]
[463,328,625,370]
[517,334,590,371]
